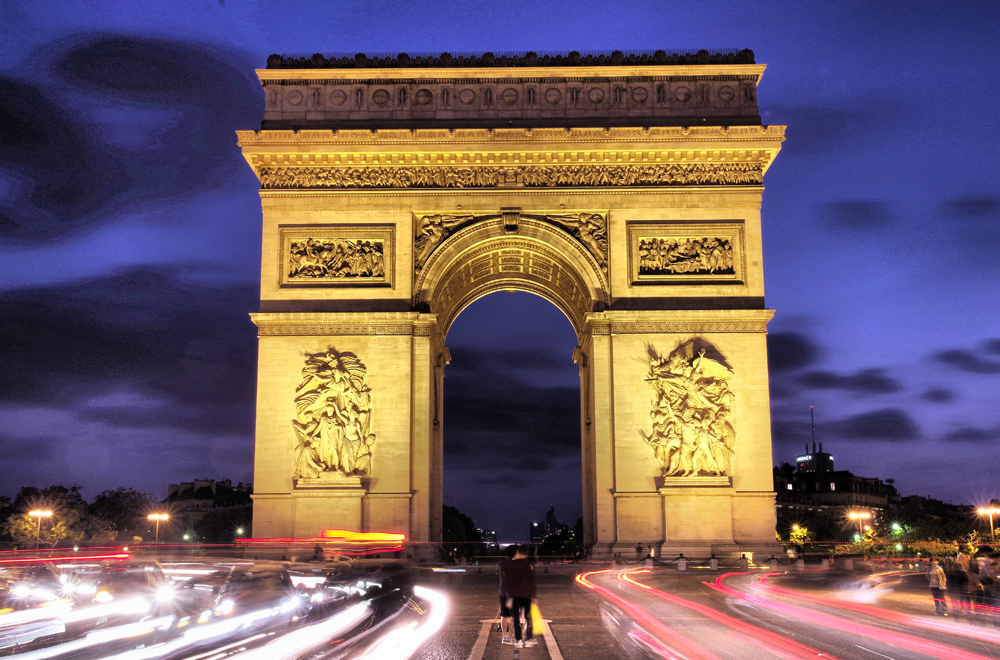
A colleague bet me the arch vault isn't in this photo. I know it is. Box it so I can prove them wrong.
[240,49,785,558]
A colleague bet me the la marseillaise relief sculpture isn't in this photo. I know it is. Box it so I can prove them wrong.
[239,49,784,558]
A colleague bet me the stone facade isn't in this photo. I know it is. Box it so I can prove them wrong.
[240,51,784,558]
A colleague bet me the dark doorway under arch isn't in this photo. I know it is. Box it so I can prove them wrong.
[443,291,581,543]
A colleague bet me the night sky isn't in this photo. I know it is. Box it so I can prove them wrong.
[1,1,997,541]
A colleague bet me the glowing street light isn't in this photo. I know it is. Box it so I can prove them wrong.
[28,510,52,550]
[147,513,169,545]
[849,511,871,539]
[977,507,1000,546]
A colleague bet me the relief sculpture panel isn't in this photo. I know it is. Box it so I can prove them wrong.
[280,226,393,287]
[628,223,744,285]
[640,340,735,478]
[292,348,375,481]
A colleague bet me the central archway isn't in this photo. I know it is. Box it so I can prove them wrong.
[413,214,609,549]
[414,214,609,338]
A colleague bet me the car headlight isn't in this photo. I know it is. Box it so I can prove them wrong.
[95,590,114,603]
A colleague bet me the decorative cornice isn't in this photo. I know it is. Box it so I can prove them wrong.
[251,312,443,337]
[257,162,763,189]
[585,309,775,335]
[266,49,755,70]
[237,125,786,145]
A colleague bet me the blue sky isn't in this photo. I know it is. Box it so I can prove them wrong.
[1,0,998,540]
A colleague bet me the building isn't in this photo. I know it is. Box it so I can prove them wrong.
[774,446,900,516]
[162,479,253,538]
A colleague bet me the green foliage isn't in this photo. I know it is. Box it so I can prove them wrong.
[193,507,252,544]
[89,487,156,539]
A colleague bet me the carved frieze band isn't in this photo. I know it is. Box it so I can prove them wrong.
[585,311,773,335]
[280,225,394,288]
[251,313,439,337]
[258,162,763,189]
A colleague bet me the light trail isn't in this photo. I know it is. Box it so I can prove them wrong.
[708,572,997,660]
[576,569,723,660]
[755,572,1000,645]
[619,570,834,660]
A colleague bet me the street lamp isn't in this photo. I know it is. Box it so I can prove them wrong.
[849,511,871,539]
[147,513,169,545]
[977,507,999,546]
[28,510,52,550]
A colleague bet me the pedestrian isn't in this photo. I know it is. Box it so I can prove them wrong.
[495,545,516,644]
[968,557,985,623]
[927,557,948,616]
[948,554,972,622]
[635,543,643,562]
[504,544,538,648]
[980,555,999,629]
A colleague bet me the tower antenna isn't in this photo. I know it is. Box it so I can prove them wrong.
[810,405,816,453]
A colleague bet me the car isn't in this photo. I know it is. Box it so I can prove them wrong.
[171,564,307,631]
[0,563,80,610]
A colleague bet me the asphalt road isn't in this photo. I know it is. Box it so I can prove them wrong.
[411,563,1000,660]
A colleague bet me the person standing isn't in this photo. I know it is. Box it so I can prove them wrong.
[504,545,538,648]
[495,545,515,644]
[928,557,949,616]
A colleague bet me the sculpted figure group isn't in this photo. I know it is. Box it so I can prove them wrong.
[292,349,375,480]
[640,341,736,477]
[637,237,733,276]
[288,238,385,279]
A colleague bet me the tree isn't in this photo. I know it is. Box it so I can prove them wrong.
[2,486,90,548]
[89,487,156,540]
[193,507,252,544]
[442,505,484,559]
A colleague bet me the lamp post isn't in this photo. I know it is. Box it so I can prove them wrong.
[147,513,169,545]
[28,510,52,550]
[977,507,999,546]
[849,511,871,540]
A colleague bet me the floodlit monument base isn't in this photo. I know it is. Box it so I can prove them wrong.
[239,49,785,559]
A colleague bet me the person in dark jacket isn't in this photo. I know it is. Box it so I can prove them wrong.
[504,544,538,648]
[495,545,516,644]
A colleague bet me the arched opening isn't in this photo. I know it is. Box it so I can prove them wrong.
[443,291,581,545]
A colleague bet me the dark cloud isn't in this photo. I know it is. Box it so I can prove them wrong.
[827,408,919,441]
[799,368,900,393]
[0,76,130,238]
[941,196,1000,219]
[443,346,580,461]
[766,332,819,373]
[0,34,262,243]
[922,388,955,403]
[818,200,897,232]
[943,426,996,443]
[933,349,1000,374]
[0,268,259,437]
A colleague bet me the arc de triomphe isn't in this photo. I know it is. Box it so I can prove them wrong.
[238,49,784,558]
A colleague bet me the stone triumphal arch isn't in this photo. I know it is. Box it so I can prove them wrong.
[239,49,785,557]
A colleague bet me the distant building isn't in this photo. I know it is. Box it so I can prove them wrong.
[774,445,899,517]
[162,479,253,536]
